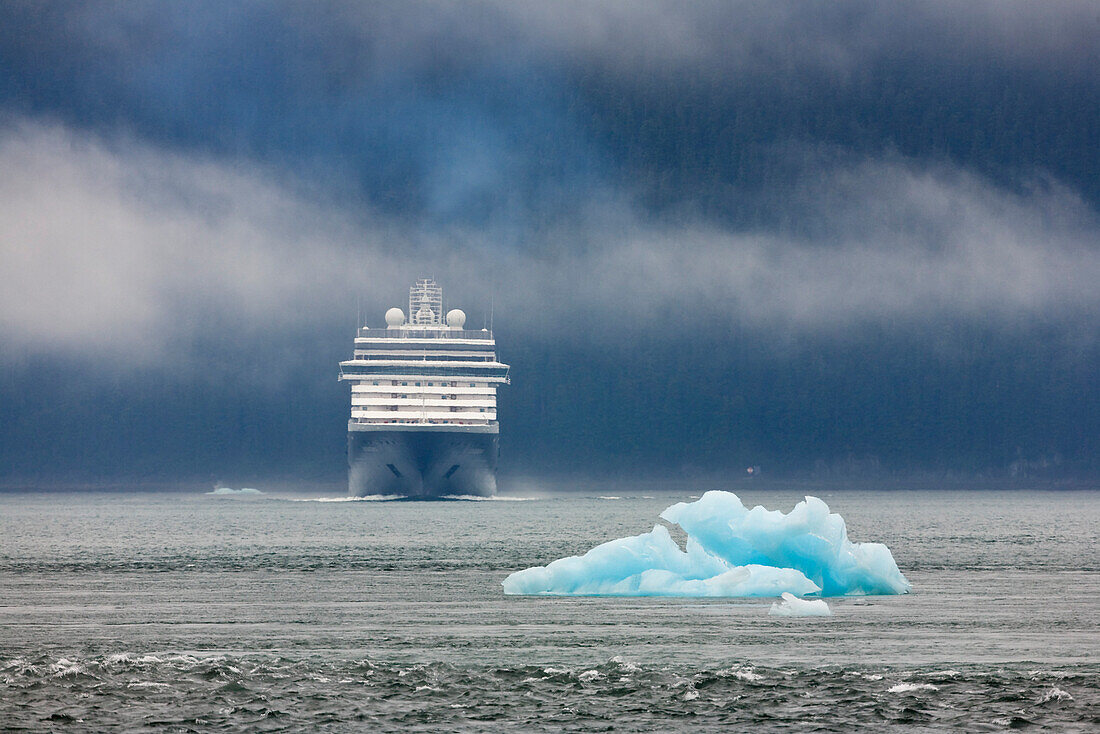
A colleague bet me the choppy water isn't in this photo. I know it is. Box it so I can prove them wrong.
[1,488,1097,731]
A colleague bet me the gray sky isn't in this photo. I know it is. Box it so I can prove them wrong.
[1,1,1098,482]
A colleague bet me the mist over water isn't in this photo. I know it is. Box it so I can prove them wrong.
[2,488,1097,731]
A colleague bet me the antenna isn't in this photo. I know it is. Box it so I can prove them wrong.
[489,263,495,334]
[356,294,361,332]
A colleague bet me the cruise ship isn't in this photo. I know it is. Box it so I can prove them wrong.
[338,278,510,498]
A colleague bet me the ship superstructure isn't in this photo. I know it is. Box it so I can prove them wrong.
[338,278,509,497]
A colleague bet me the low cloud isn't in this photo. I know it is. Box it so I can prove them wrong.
[586,161,1100,331]
[1,120,1098,367]
[0,121,394,362]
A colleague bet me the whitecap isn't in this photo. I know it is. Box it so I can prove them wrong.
[1040,686,1073,703]
[50,659,86,677]
[1028,669,1073,679]
[928,669,963,678]
[609,656,641,673]
[887,682,938,693]
[127,680,171,690]
[719,665,764,682]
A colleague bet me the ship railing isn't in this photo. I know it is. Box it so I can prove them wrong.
[357,328,493,340]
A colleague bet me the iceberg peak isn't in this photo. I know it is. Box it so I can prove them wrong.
[660,491,911,596]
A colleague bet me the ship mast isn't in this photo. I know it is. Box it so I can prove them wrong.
[408,278,443,326]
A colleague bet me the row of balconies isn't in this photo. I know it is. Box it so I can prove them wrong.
[362,379,488,388]
[351,384,494,395]
[352,393,495,404]
[350,418,494,426]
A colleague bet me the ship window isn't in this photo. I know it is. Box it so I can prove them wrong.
[469,382,475,387]
[415,382,420,386]
[480,408,485,412]
[450,406,457,412]
[428,382,433,386]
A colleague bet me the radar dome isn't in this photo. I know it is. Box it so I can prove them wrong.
[385,307,405,328]
[446,309,466,328]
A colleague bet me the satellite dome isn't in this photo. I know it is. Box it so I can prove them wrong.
[385,307,405,328]
[446,309,466,328]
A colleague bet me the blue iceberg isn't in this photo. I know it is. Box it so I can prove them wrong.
[502,491,910,597]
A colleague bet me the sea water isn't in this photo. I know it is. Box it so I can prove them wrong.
[1,488,1097,731]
